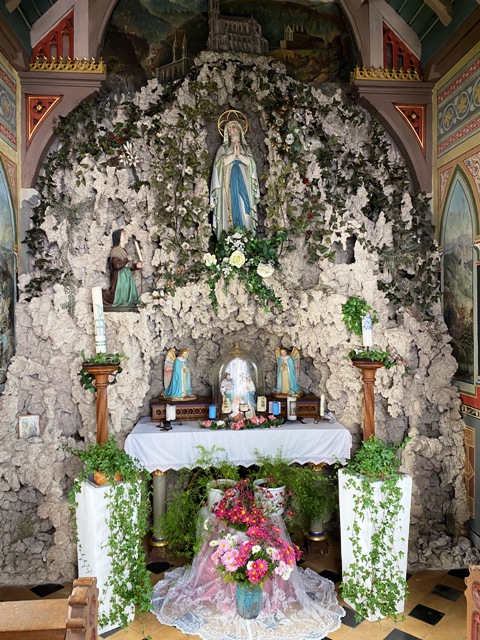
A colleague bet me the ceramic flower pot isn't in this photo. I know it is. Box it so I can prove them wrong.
[93,471,122,486]
[207,479,236,511]
[253,479,286,516]
[235,582,263,619]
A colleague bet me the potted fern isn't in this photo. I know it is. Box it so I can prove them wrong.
[158,445,240,558]
[64,436,152,632]
[338,436,412,622]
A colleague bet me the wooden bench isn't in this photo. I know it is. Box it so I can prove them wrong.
[0,577,98,640]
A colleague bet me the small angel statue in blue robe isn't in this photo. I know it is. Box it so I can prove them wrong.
[161,348,197,401]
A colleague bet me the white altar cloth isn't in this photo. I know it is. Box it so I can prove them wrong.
[124,416,352,472]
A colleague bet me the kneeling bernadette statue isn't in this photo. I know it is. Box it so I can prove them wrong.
[102,228,143,308]
[210,110,260,238]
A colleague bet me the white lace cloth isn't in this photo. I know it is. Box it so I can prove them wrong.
[151,518,345,640]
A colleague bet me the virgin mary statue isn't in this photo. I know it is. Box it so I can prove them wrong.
[210,111,260,238]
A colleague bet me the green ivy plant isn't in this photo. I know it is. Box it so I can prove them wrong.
[77,350,128,393]
[339,436,410,622]
[348,347,407,370]
[341,296,378,336]
[64,436,153,629]
[158,445,240,559]
[26,55,440,320]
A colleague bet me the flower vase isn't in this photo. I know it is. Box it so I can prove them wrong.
[235,582,263,619]
[207,479,236,511]
[253,479,286,516]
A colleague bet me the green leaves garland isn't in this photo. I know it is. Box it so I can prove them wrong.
[200,228,287,313]
[26,53,440,319]
[340,437,409,622]
[64,436,153,629]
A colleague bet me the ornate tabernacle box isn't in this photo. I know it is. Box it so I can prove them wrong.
[150,394,320,422]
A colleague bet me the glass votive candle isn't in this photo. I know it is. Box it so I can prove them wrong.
[166,404,176,421]
[272,401,281,416]
[208,405,217,419]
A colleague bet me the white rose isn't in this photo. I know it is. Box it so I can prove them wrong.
[257,263,274,278]
[203,253,217,267]
[229,250,246,268]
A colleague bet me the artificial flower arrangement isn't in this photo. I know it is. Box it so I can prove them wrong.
[77,350,128,393]
[200,414,285,431]
[201,227,288,313]
[209,479,301,585]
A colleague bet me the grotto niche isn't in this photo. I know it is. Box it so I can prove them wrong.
[0,52,474,584]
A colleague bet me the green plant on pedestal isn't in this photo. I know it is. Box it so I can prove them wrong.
[158,445,240,558]
[64,436,152,629]
[339,436,409,622]
[77,350,128,393]
[341,296,378,336]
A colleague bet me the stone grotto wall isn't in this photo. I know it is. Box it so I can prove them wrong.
[0,52,475,584]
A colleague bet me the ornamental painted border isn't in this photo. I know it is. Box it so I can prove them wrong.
[0,61,17,151]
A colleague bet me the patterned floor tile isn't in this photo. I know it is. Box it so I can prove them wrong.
[384,630,423,640]
[408,604,445,626]
[341,606,362,628]
[146,561,173,574]
[431,583,462,602]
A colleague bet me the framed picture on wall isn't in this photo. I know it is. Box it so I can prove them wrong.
[18,414,40,439]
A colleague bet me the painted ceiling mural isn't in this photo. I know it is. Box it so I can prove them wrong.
[101,0,356,85]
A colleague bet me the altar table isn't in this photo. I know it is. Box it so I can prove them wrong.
[124,415,352,472]
[125,416,352,545]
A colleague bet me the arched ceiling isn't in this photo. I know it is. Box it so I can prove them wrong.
[0,0,479,74]
[385,0,479,65]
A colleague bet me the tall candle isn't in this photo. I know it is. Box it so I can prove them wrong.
[209,405,217,419]
[166,404,176,421]
[286,396,297,421]
[362,314,373,348]
[134,240,143,263]
[320,394,325,417]
[92,287,106,354]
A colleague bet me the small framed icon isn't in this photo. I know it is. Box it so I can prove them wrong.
[18,414,40,439]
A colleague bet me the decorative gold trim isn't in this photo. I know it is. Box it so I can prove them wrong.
[217,110,248,136]
[351,66,422,82]
[462,404,480,419]
[29,57,106,74]
[308,462,327,473]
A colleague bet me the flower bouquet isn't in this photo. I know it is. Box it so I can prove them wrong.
[200,414,284,431]
[209,479,301,619]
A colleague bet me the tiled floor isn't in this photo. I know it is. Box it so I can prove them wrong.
[0,535,467,640]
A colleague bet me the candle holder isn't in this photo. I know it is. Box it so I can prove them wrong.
[81,363,120,445]
[351,359,384,440]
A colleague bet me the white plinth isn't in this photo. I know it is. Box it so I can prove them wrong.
[76,480,135,634]
[339,469,412,621]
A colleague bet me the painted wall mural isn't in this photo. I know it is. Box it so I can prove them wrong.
[0,61,17,151]
[101,0,356,85]
[442,172,476,384]
[437,54,480,158]
[0,159,15,393]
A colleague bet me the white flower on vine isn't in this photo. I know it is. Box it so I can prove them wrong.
[185,166,194,175]
[257,263,274,278]
[203,253,217,267]
[229,250,246,268]
[285,133,295,145]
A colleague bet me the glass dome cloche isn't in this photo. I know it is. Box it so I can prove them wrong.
[211,342,265,421]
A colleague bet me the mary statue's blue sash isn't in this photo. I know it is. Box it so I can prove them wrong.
[230,160,250,227]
